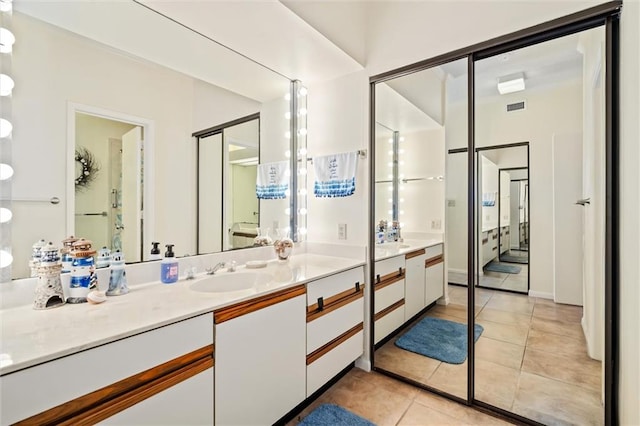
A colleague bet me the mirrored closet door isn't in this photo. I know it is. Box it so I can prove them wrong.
[372,57,470,401]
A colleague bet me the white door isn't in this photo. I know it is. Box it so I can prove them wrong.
[552,133,583,306]
[121,126,142,262]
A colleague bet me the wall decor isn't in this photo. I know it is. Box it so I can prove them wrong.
[74,146,100,191]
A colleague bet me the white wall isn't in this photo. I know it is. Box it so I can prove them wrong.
[306,70,369,246]
[619,1,640,424]
[480,155,499,231]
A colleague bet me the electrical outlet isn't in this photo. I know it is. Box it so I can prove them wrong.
[431,219,442,230]
[447,199,456,207]
[338,223,347,240]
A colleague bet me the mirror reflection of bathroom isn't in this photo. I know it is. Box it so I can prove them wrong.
[74,112,143,262]
[198,116,260,254]
[373,58,469,401]
[477,145,529,293]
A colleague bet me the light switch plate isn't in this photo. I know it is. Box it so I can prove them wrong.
[338,223,347,240]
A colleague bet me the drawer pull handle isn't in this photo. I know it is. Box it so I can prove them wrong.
[376,274,381,284]
[355,281,360,292]
[317,297,324,311]
[398,267,403,276]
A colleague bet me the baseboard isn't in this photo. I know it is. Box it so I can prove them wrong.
[354,357,371,372]
[448,268,467,274]
[528,290,553,299]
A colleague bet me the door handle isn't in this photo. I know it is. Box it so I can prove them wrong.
[575,198,591,206]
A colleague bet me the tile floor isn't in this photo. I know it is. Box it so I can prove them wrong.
[448,255,529,293]
[367,286,603,425]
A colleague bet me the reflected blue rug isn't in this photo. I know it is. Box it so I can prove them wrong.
[395,317,483,364]
[500,254,528,264]
[299,404,375,426]
[485,261,522,274]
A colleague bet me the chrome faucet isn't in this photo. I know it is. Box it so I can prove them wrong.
[206,262,226,275]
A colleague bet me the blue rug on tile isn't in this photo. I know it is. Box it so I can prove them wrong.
[395,317,483,364]
[500,254,528,264]
[299,404,375,426]
[485,261,522,274]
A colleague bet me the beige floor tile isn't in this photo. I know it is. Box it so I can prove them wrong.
[398,400,463,425]
[484,297,535,315]
[375,340,441,383]
[530,316,586,341]
[512,372,603,426]
[522,348,601,392]
[349,369,421,400]
[306,372,413,426]
[533,303,583,323]
[479,319,529,346]
[477,307,532,327]
[426,310,469,324]
[474,359,520,411]
[414,390,511,425]
[429,303,469,321]
[526,329,590,358]
[500,278,528,293]
[475,336,525,370]
[424,361,468,400]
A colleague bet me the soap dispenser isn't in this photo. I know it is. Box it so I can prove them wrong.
[161,244,178,284]
[150,242,161,261]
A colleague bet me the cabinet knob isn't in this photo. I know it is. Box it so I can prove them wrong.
[317,297,324,311]
[355,281,361,292]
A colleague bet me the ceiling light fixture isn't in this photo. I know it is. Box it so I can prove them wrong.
[497,72,525,95]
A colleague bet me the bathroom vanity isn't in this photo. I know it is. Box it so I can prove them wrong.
[0,253,365,425]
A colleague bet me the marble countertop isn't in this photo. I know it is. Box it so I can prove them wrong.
[0,253,364,375]
[374,238,443,261]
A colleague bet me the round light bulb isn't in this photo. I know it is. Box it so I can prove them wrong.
[298,87,308,97]
[0,118,12,138]
[298,108,308,116]
[388,210,393,215]
[387,162,393,167]
[400,161,405,165]
[299,208,307,215]
[0,163,13,180]
[298,227,307,235]
[284,112,291,120]
[298,128,307,136]
[399,149,405,154]
[0,207,11,223]
[388,150,393,155]
[284,189,291,197]
[388,138,393,144]
[284,169,291,177]
[299,168,307,175]
[0,250,13,268]
[284,131,291,139]
[387,174,393,179]
[298,147,307,156]
[400,210,405,215]
[284,93,291,101]
[0,28,15,54]
[299,188,308,196]
[388,198,392,203]
[0,0,12,13]
[285,208,291,215]
[0,74,14,96]
[285,150,291,158]
[399,137,405,142]
[400,198,405,203]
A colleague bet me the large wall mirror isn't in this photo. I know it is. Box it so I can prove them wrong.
[7,2,293,279]
[372,57,469,401]
[371,12,613,425]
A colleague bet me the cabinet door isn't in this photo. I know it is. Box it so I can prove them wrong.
[405,253,426,320]
[426,261,444,305]
[215,291,306,426]
[102,367,214,425]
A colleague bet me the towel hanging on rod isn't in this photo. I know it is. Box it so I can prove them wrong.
[313,151,359,198]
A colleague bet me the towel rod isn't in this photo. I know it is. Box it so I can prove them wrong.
[301,149,367,163]
[75,211,108,217]
[0,196,60,204]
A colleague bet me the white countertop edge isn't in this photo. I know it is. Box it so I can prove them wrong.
[373,238,443,261]
[0,253,365,376]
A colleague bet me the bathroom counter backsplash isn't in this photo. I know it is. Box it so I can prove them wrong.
[0,249,365,376]
[374,236,444,261]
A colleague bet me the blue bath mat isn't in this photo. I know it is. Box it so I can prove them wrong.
[299,404,375,426]
[485,261,522,274]
[500,254,528,264]
[395,317,483,364]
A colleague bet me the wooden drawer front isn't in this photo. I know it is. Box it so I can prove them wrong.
[375,280,404,314]
[1,315,213,426]
[374,303,405,344]
[306,267,364,308]
[307,297,363,354]
[424,244,443,259]
[375,255,405,280]
[306,330,363,396]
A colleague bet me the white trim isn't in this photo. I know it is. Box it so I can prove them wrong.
[67,102,155,261]
[528,290,553,299]
[448,267,467,274]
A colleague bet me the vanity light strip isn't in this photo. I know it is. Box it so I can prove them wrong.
[405,248,426,260]
[374,299,405,322]
[374,269,405,290]
[425,255,444,268]
[306,322,364,365]
[214,284,306,324]
[306,285,365,322]
[13,345,214,426]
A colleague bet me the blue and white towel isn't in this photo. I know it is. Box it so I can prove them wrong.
[256,161,289,199]
[313,151,358,198]
[482,192,496,206]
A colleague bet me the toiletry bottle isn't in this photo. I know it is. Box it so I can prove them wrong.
[161,244,179,284]
[150,242,161,261]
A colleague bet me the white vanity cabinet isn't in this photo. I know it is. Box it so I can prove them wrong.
[305,267,365,396]
[404,249,427,321]
[374,255,406,344]
[214,285,306,426]
[0,314,214,425]
[481,228,499,266]
[425,244,445,305]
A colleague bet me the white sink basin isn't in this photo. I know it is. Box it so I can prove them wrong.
[189,272,272,293]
